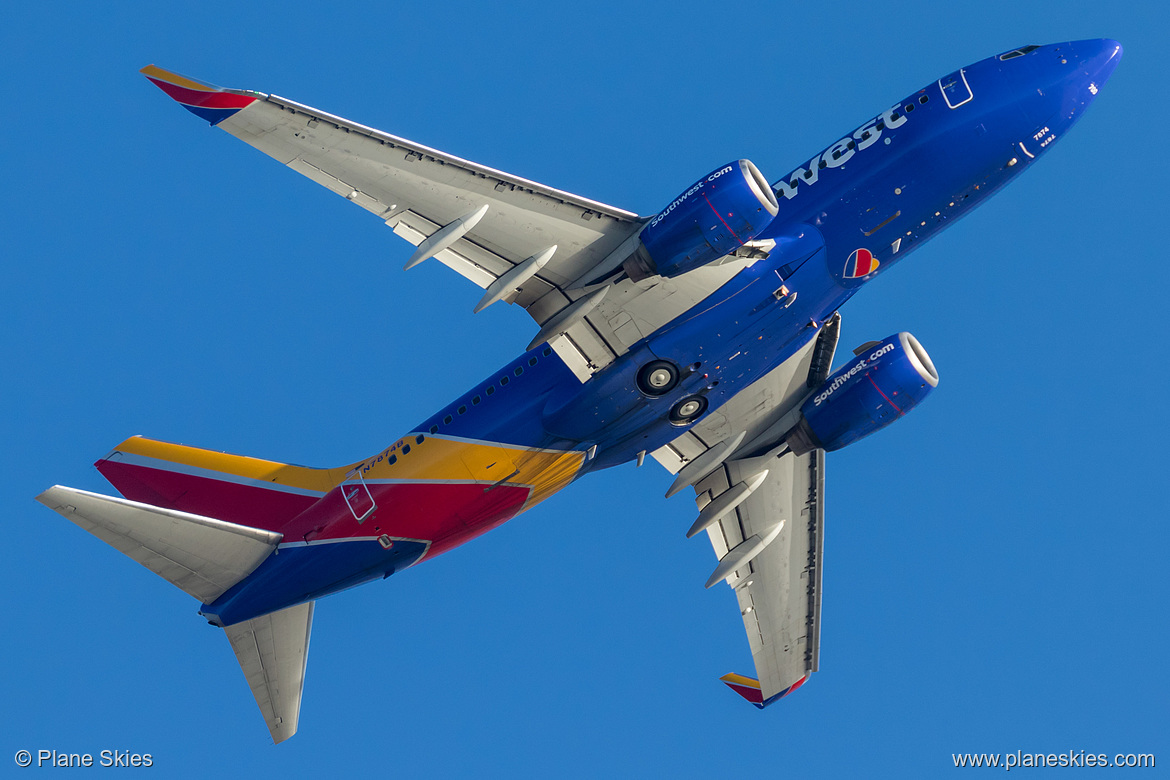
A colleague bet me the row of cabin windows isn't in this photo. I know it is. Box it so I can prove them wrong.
[383,433,427,466]
[879,94,930,128]
[427,346,554,434]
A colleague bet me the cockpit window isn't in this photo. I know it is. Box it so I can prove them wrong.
[999,45,1041,60]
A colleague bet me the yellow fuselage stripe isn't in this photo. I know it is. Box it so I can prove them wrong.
[113,434,585,512]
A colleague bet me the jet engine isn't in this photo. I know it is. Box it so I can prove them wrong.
[623,160,779,281]
[787,332,938,455]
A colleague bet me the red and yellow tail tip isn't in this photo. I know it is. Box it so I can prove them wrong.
[140,64,260,125]
[720,672,808,709]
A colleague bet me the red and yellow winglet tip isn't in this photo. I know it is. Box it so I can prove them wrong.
[720,672,808,709]
[140,64,259,125]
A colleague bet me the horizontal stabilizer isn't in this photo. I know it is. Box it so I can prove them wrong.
[225,601,314,744]
[720,672,808,709]
[36,486,281,603]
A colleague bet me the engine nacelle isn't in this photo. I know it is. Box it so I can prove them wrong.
[787,332,939,455]
[624,159,779,280]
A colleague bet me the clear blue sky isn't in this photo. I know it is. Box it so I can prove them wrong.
[3,1,1166,776]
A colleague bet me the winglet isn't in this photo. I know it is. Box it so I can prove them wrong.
[140,65,262,125]
[720,672,808,709]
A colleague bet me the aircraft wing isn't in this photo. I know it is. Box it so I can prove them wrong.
[142,66,760,380]
[652,314,839,705]
[695,448,824,705]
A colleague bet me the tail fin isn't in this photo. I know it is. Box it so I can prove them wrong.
[96,436,339,533]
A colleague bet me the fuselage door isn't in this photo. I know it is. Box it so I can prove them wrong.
[340,469,376,523]
[939,69,974,109]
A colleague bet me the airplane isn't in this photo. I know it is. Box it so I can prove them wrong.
[37,39,1121,743]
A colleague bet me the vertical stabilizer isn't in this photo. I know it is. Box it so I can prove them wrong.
[96,436,339,533]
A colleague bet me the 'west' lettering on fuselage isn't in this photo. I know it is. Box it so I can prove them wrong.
[775,105,910,200]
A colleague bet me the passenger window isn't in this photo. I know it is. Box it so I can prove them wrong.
[388,454,397,465]
[458,405,467,415]
[514,367,523,376]
[500,376,509,386]
[472,395,481,405]
[443,415,453,424]
[486,385,495,396]
[401,444,410,455]
[904,103,914,112]
[429,425,438,434]
[542,347,552,356]
[919,94,929,104]
[529,357,538,366]
[416,434,425,444]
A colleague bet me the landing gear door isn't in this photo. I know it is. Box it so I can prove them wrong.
[341,470,376,523]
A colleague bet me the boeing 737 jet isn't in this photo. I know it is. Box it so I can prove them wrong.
[37,39,1121,742]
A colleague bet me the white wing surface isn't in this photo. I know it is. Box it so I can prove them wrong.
[653,314,839,704]
[693,451,824,703]
[142,65,760,380]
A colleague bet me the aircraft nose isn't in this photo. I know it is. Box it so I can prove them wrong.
[1084,38,1123,86]
[1021,39,1122,129]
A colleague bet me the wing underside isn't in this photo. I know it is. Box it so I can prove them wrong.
[696,449,824,702]
[142,65,762,381]
[653,314,838,703]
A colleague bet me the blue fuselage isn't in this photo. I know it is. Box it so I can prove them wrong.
[200,40,1122,626]
[419,39,1121,471]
